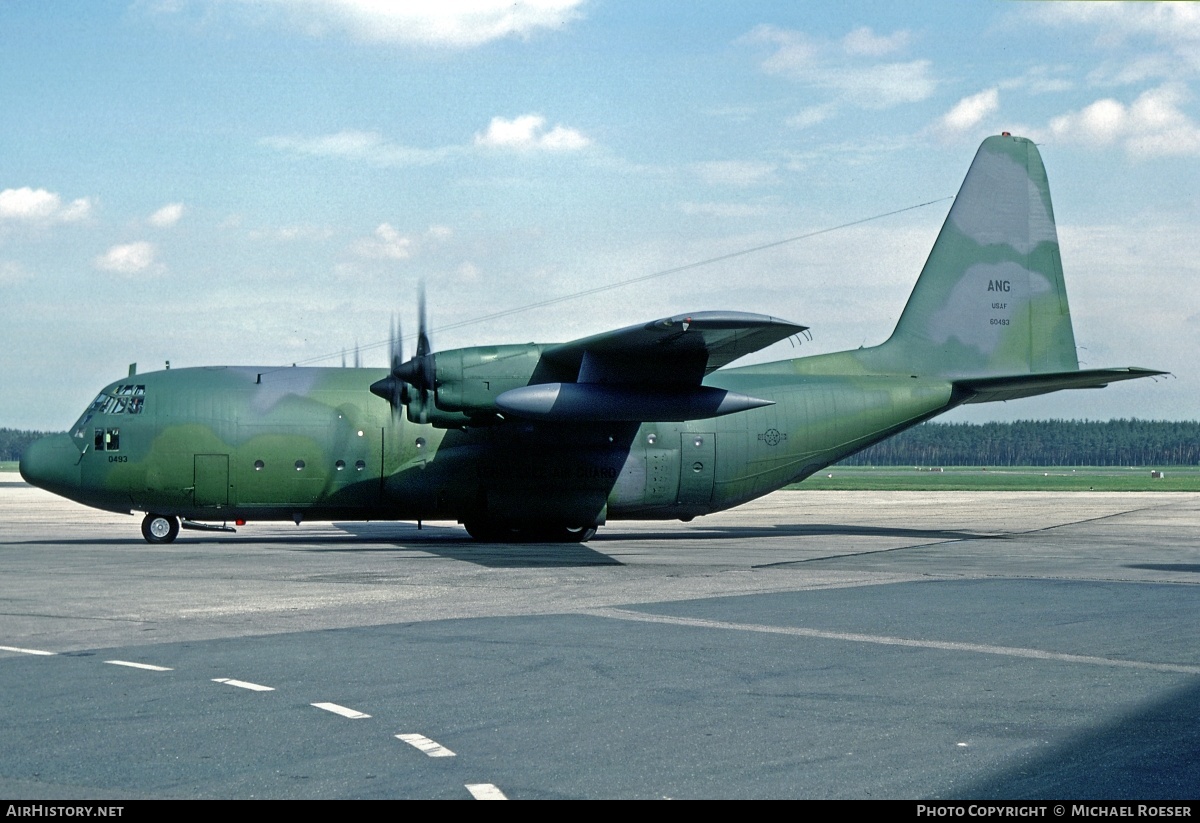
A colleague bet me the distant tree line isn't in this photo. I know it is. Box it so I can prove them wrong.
[0,429,52,462]
[840,419,1200,467]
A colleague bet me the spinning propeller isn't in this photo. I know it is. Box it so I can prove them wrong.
[369,284,437,424]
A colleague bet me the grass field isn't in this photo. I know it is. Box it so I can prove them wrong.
[0,461,17,473]
[795,465,1200,491]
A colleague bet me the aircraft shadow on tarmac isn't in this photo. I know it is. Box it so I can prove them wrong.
[952,677,1200,799]
[11,521,1004,569]
[329,522,623,567]
[1126,563,1200,574]
[602,524,1004,542]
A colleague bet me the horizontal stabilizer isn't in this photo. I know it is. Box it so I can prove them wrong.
[496,382,774,422]
[955,367,1168,404]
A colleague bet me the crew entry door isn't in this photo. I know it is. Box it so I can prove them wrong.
[678,432,715,504]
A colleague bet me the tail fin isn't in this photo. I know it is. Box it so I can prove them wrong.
[782,134,1163,396]
[880,134,1079,378]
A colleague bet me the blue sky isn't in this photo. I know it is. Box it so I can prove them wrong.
[2,1,1197,430]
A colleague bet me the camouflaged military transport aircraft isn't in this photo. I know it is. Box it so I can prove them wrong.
[21,135,1162,544]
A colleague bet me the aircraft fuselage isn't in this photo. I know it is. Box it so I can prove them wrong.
[25,361,955,529]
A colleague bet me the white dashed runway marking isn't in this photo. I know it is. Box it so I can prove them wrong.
[312,702,371,719]
[396,733,455,757]
[0,645,56,656]
[213,677,275,691]
[106,660,172,671]
[466,783,507,800]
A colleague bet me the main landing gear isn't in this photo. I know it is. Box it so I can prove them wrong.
[462,520,597,543]
[141,513,180,544]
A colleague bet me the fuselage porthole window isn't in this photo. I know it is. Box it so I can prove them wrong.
[295,460,305,471]
[355,459,366,471]
[254,460,264,471]
[335,460,346,471]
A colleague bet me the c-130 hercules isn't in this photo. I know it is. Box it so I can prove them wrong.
[21,135,1162,544]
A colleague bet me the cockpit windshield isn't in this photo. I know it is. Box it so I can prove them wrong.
[71,384,147,443]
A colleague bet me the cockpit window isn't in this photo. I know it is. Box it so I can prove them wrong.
[74,385,146,443]
[97,385,146,415]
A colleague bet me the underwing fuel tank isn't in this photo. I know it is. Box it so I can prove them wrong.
[495,382,772,422]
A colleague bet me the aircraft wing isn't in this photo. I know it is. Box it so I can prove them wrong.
[539,311,808,384]
[495,311,807,422]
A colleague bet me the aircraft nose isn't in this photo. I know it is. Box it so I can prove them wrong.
[19,433,81,496]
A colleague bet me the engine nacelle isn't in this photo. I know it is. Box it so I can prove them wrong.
[432,343,545,419]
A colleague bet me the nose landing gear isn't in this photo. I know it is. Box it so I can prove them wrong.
[141,513,180,544]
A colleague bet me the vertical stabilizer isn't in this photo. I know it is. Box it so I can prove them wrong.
[881,135,1078,378]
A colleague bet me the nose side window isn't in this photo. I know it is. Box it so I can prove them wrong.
[94,428,120,451]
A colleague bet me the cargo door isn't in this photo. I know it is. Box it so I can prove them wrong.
[678,432,715,504]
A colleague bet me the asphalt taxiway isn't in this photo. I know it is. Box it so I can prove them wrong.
[1,475,1197,799]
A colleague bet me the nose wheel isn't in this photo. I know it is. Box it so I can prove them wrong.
[141,513,180,544]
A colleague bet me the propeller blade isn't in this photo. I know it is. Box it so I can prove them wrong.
[374,283,437,424]
[415,282,429,358]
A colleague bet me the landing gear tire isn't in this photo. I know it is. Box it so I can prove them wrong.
[141,513,180,544]
[463,519,511,543]
[463,520,597,544]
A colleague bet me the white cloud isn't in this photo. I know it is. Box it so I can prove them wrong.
[217,0,585,48]
[693,160,778,188]
[1024,1,1200,47]
[0,260,31,286]
[842,26,909,57]
[262,130,450,166]
[94,241,158,275]
[474,115,590,151]
[0,187,92,223]
[352,223,411,260]
[744,24,935,109]
[266,118,590,168]
[247,224,335,242]
[938,88,1001,133]
[680,201,772,219]
[1042,84,1200,157]
[998,66,1075,95]
[457,261,481,282]
[148,202,185,227]
[1020,2,1200,83]
[785,104,835,130]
